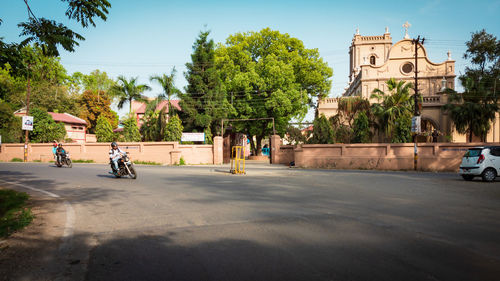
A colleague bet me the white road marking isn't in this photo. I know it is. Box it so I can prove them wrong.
[0,179,75,253]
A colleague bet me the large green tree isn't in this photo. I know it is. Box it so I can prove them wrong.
[180,30,231,134]
[444,30,499,142]
[371,78,414,143]
[111,76,151,116]
[215,28,332,154]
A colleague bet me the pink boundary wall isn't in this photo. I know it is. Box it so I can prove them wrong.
[270,135,499,172]
[0,136,223,165]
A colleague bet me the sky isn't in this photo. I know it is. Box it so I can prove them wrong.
[1,0,499,121]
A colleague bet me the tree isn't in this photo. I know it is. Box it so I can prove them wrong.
[71,69,115,96]
[0,101,22,143]
[330,96,371,143]
[95,115,114,142]
[180,30,231,134]
[164,115,183,142]
[29,108,66,143]
[445,30,499,142]
[150,68,180,117]
[215,28,332,155]
[309,114,334,144]
[14,0,110,57]
[139,97,168,142]
[121,117,141,142]
[371,78,414,142]
[352,111,371,143]
[78,90,118,133]
[286,125,307,145]
[111,76,151,116]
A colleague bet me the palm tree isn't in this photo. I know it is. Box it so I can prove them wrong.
[111,76,151,116]
[150,68,181,117]
[371,78,414,142]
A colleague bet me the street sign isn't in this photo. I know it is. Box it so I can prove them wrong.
[181,132,205,142]
[22,116,34,131]
[411,116,421,133]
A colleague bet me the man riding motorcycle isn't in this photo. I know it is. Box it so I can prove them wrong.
[56,143,66,165]
[109,142,125,175]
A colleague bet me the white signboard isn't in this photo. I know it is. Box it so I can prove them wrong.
[411,116,421,133]
[181,132,205,142]
[22,116,34,131]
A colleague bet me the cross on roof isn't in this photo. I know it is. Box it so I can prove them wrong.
[403,21,411,39]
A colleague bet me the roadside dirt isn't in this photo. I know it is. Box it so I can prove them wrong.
[0,192,67,281]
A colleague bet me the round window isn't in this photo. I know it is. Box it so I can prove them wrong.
[402,62,414,74]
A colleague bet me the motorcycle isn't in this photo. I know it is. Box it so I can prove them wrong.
[56,152,72,168]
[110,152,137,179]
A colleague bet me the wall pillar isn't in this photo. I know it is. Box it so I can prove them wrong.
[213,136,223,165]
[270,135,280,164]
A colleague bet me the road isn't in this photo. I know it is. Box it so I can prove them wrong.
[0,162,499,281]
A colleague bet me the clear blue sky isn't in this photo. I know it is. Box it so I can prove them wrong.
[1,0,499,120]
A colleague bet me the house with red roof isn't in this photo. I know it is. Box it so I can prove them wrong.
[15,108,89,143]
[131,99,182,128]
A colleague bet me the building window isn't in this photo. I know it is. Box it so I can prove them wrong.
[401,62,414,74]
[370,56,376,65]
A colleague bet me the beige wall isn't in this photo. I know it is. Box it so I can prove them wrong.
[0,137,223,165]
[288,142,498,172]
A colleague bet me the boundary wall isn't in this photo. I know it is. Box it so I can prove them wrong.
[0,137,223,165]
[270,135,499,172]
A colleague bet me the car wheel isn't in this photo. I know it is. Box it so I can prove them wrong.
[462,175,474,181]
[481,168,497,182]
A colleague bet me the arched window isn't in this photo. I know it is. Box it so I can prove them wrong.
[370,56,376,65]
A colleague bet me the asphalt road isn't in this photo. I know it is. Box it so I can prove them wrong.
[1,162,500,281]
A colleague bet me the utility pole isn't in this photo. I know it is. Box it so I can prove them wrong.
[412,36,425,171]
[24,64,31,162]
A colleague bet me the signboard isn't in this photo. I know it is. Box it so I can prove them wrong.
[22,116,34,131]
[411,116,421,133]
[181,132,205,142]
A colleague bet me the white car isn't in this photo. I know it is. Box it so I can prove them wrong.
[459,146,500,182]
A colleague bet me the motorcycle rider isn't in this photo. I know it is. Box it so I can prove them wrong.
[56,143,66,165]
[109,142,125,175]
[52,141,58,163]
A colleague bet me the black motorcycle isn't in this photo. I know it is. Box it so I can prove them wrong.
[110,152,137,179]
[56,152,72,168]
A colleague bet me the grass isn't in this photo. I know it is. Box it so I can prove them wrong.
[174,157,186,166]
[10,158,23,162]
[72,159,95,163]
[0,189,34,238]
[33,160,41,162]
[133,160,162,165]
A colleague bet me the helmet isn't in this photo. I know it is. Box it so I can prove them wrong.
[58,143,63,147]
[53,142,58,147]
[111,142,117,148]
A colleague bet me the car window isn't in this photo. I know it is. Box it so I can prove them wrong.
[490,147,500,157]
[464,149,482,157]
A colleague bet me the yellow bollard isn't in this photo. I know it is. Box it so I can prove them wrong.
[230,146,245,174]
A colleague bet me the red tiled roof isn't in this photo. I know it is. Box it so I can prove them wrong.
[48,112,87,125]
[301,125,314,132]
[135,100,181,114]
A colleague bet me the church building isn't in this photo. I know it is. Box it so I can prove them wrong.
[318,24,500,143]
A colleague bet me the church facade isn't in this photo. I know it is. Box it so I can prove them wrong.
[319,26,500,143]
